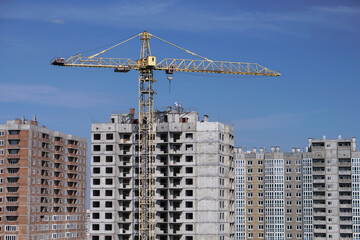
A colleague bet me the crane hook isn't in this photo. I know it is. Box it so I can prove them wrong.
[167,75,173,94]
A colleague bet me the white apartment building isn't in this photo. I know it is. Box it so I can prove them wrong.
[89,106,235,240]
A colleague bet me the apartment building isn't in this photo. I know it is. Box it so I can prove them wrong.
[90,106,235,240]
[235,147,303,240]
[235,137,360,240]
[303,137,359,240]
[0,118,87,240]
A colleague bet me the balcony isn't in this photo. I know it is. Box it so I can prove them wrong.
[6,216,19,222]
[6,206,19,213]
[67,165,78,172]
[8,130,20,139]
[67,182,78,188]
[7,177,19,184]
[7,168,20,175]
[54,146,64,153]
[6,187,19,195]
[6,196,19,204]
[7,158,20,165]
[41,161,50,168]
[67,173,77,180]
[67,140,78,148]
[67,190,77,196]
[68,156,78,163]
[54,137,64,145]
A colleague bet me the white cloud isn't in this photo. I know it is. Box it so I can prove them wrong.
[1,1,358,35]
[46,19,65,25]
[0,83,110,108]
[313,5,360,15]
[233,110,324,131]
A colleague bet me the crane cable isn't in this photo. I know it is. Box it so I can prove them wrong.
[150,33,213,62]
[83,31,213,62]
[88,32,142,59]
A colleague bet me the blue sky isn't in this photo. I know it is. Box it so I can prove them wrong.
[1,0,359,152]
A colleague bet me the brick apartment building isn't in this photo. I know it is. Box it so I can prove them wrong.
[0,118,87,240]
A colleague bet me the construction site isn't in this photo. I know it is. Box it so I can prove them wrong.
[51,31,279,240]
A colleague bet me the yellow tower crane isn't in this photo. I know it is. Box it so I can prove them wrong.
[51,31,280,240]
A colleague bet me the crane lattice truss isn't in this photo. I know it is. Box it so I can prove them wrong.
[51,31,280,240]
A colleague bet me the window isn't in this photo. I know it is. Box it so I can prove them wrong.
[0,131,4,136]
[105,213,112,219]
[186,179,193,185]
[185,167,193,174]
[106,156,113,162]
[5,236,18,240]
[186,156,193,162]
[93,134,101,140]
[92,213,100,219]
[105,201,113,208]
[185,133,193,139]
[185,213,193,219]
[93,190,100,196]
[0,150,3,155]
[106,134,113,140]
[105,179,113,185]
[185,190,193,196]
[92,224,100,231]
[105,167,113,174]
[105,190,113,196]
[185,144,193,151]
[105,145,113,151]
[0,140,3,146]
[93,156,100,163]
[93,179,100,185]
[105,236,112,240]
[185,201,193,208]
[185,224,193,231]
[93,145,100,151]
[93,168,100,174]
[92,237,99,240]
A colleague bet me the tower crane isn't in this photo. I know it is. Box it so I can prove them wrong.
[51,31,280,240]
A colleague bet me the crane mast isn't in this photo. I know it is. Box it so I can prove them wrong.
[51,31,280,240]
[138,32,155,240]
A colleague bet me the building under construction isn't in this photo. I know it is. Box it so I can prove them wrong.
[89,105,235,240]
